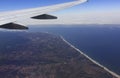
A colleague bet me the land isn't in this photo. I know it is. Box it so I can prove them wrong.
[0,32,118,78]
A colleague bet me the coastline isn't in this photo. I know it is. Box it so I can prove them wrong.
[61,36,120,78]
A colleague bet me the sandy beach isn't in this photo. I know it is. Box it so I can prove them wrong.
[61,36,120,78]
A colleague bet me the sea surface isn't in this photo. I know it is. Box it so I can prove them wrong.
[28,24,120,75]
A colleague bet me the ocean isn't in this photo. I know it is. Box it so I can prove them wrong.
[29,24,120,75]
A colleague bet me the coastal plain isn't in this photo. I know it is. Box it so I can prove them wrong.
[0,32,119,78]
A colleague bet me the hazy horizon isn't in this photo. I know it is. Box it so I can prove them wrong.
[0,0,120,25]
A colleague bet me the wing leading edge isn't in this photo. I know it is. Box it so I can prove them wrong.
[0,0,88,29]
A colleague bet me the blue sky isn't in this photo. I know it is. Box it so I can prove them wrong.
[0,0,120,24]
[0,0,119,12]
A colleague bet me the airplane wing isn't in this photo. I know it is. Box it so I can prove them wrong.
[0,0,87,29]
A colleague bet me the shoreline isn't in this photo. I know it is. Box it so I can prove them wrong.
[61,36,120,78]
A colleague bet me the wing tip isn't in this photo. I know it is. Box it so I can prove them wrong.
[78,0,88,2]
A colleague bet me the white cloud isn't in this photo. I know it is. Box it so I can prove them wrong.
[18,11,120,25]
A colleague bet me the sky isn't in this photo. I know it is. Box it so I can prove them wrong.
[0,0,120,24]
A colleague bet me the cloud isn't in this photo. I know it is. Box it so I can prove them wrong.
[18,11,120,25]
